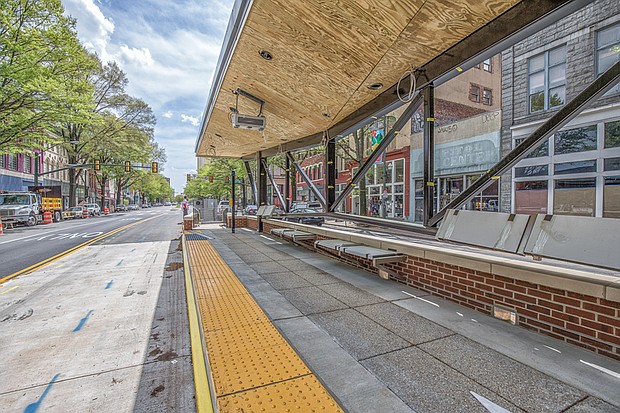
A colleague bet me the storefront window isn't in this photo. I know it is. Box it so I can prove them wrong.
[553,160,597,175]
[439,177,463,209]
[554,125,597,154]
[515,138,549,158]
[414,180,424,222]
[553,178,596,217]
[394,159,404,182]
[515,181,548,214]
[603,176,620,218]
[515,165,548,178]
[466,175,499,211]
[604,157,620,171]
[605,120,620,148]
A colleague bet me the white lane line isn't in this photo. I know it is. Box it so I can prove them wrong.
[543,345,562,354]
[471,319,478,323]
[456,312,464,317]
[241,228,252,232]
[401,291,440,307]
[0,220,97,245]
[259,235,277,242]
[580,360,620,379]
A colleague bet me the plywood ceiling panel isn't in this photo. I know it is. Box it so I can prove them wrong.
[197,0,523,158]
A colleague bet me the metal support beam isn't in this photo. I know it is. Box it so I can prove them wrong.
[244,160,257,205]
[261,158,286,209]
[284,156,291,212]
[286,152,326,209]
[428,59,620,227]
[325,137,336,212]
[258,153,267,206]
[330,92,424,212]
[423,85,435,226]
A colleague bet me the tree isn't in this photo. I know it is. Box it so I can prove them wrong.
[185,158,245,200]
[0,0,95,153]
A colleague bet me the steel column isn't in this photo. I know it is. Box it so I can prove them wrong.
[330,92,424,212]
[258,153,267,206]
[284,156,291,212]
[286,152,326,209]
[423,85,435,226]
[428,59,620,227]
[325,137,336,211]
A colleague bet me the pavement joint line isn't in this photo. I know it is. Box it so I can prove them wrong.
[356,344,415,363]
[0,215,161,285]
[217,372,315,398]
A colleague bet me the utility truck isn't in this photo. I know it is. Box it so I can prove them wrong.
[0,186,64,226]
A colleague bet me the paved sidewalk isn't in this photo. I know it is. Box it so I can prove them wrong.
[190,225,620,413]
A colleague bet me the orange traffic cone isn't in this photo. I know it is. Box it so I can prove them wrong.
[0,217,3,234]
[43,211,53,225]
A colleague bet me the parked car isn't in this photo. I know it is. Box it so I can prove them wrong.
[284,208,324,226]
[83,203,101,216]
[291,201,323,212]
[127,204,139,211]
[116,204,127,212]
[65,206,85,219]
[245,204,258,215]
[216,200,229,216]
[164,202,171,206]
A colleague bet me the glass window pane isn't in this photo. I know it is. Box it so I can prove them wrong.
[548,46,566,66]
[366,167,375,185]
[554,160,597,175]
[386,162,393,183]
[414,180,423,198]
[604,157,620,171]
[516,138,549,158]
[597,25,620,49]
[548,64,565,85]
[554,125,597,154]
[553,178,596,217]
[515,165,548,177]
[530,92,544,113]
[394,194,404,217]
[369,186,380,195]
[515,181,548,214]
[603,176,620,218]
[393,184,404,193]
[529,54,544,73]
[548,86,565,108]
[394,159,404,182]
[605,120,620,148]
[529,71,544,93]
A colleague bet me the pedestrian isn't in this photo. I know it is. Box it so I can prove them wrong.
[182,196,189,216]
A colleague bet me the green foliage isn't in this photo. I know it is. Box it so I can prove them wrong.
[0,0,96,153]
[133,172,173,201]
[184,158,245,199]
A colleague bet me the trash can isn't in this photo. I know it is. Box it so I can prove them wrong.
[183,215,193,230]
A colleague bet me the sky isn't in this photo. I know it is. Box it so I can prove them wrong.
[61,0,235,193]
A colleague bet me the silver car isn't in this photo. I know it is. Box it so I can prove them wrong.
[83,203,101,216]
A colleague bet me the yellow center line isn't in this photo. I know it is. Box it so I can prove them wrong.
[0,215,162,285]
[0,286,19,295]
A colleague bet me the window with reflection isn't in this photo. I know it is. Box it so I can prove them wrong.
[597,23,620,95]
[554,125,597,154]
[515,165,548,178]
[605,157,620,171]
[553,178,596,217]
[605,120,620,148]
[528,45,566,113]
[515,181,548,214]
[553,160,597,175]
[604,176,620,218]
[515,138,549,158]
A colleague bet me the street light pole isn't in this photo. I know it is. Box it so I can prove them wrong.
[34,152,40,187]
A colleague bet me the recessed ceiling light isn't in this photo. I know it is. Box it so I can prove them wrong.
[259,50,273,60]
[322,112,330,118]
[367,83,383,90]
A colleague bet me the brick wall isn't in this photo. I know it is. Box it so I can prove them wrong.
[263,220,619,361]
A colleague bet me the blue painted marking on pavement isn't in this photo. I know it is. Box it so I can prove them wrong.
[23,373,60,413]
[73,310,93,332]
[105,280,113,289]
[116,259,124,267]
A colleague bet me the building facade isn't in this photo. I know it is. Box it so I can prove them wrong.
[501,0,620,219]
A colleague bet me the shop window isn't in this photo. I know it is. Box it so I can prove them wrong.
[597,23,620,95]
[365,166,375,185]
[482,89,493,106]
[554,125,597,154]
[394,159,404,182]
[604,157,620,171]
[553,160,597,175]
[553,178,596,217]
[515,181,548,214]
[604,120,620,148]
[414,180,424,222]
[469,84,480,103]
[467,175,499,211]
[515,165,548,178]
[603,176,620,218]
[528,45,566,113]
[24,156,31,174]
[515,138,549,158]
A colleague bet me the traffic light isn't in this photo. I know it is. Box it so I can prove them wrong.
[124,161,131,172]
[209,176,213,182]
[187,174,192,182]
[151,162,158,173]
[94,159,100,171]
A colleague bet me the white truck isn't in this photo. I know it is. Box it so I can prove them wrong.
[0,192,41,226]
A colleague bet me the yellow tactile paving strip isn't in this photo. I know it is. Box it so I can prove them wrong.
[186,237,343,413]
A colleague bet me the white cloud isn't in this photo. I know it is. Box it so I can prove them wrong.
[181,114,200,127]
[163,111,173,119]
[119,45,154,66]
[63,0,115,63]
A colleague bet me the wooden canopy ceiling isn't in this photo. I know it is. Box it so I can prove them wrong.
[196,0,588,159]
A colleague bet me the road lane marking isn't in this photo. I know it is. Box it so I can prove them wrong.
[0,286,19,295]
[456,312,464,317]
[544,345,562,354]
[580,360,620,379]
[0,215,161,285]
[24,373,61,413]
[73,310,94,332]
[470,391,512,413]
[401,291,440,307]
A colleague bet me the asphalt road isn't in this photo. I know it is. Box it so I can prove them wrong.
[0,205,194,412]
[0,206,184,279]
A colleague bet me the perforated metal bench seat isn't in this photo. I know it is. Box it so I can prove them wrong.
[314,239,360,250]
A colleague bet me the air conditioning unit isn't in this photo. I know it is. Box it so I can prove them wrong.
[231,113,266,131]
